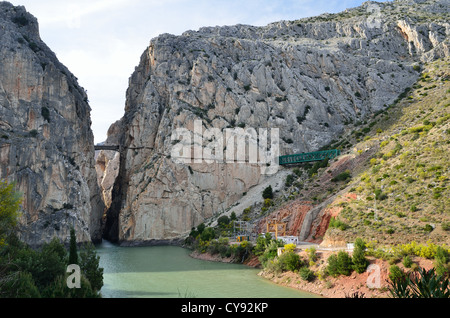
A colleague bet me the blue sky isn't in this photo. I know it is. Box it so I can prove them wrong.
[9,0,389,143]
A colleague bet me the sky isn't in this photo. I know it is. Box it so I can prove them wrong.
[9,0,389,143]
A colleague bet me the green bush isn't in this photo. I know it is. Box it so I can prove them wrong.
[285,174,295,187]
[79,242,104,292]
[262,185,274,199]
[278,251,302,272]
[435,247,449,277]
[308,158,329,176]
[41,107,50,122]
[337,251,353,276]
[331,170,351,182]
[352,238,369,274]
[217,215,230,228]
[259,239,283,267]
[299,267,315,282]
[254,233,272,256]
[403,255,413,268]
[329,217,348,231]
[200,227,215,241]
[388,265,405,283]
[327,251,353,277]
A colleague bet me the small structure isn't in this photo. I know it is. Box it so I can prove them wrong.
[233,221,252,241]
[236,235,249,242]
[278,236,299,245]
[266,219,286,239]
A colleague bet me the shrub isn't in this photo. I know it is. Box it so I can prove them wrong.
[278,251,302,272]
[327,251,353,277]
[12,15,30,27]
[200,227,215,241]
[299,267,315,282]
[389,265,405,283]
[41,107,50,122]
[388,267,450,298]
[285,174,295,187]
[307,247,317,263]
[263,198,273,208]
[423,224,434,233]
[331,170,351,182]
[403,255,413,268]
[284,243,296,253]
[259,239,283,267]
[217,215,230,228]
[254,233,273,256]
[337,251,353,276]
[435,247,450,277]
[442,222,450,231]
[329,217,348,231]
[308,158,329,176]
[374,189,387,201]
[262,185,273,199]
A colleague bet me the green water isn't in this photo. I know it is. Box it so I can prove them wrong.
[96,241,318,298]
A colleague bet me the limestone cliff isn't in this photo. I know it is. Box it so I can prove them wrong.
[104,0,449,244]
[0,2,104,247]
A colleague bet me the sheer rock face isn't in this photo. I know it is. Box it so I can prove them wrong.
[104,0,449,244]
[0,3,104,247]
[95,150,120,212]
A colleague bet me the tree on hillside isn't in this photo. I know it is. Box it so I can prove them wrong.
[352,238,369,274]
[262,185,273,200]
[69,227,78,265]
[79,242,103,292]
[0,180,22,246]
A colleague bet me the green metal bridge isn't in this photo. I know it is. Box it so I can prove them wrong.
[279,149,341,165]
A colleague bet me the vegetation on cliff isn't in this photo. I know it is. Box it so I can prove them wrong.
[186,58,450,298]
[0,180,103,298]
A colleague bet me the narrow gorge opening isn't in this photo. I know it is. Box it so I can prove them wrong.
[95,148,121,243]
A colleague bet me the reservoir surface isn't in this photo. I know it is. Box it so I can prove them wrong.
[96,240,318,298]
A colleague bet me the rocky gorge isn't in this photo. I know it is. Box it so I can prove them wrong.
[0,2,104,246]
[0,0,448,249]
[100,0,449,245]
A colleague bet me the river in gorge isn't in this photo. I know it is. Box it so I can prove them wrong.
[96,240,319,298]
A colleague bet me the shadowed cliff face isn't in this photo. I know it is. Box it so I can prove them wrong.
[103,0,449,244]
[0,3,104,247]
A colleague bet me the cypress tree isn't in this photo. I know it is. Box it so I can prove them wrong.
[69,227,78,265]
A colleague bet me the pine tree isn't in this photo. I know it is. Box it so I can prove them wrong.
[262,185,273,199]
[352,238,369,274]
[79,242,103,292]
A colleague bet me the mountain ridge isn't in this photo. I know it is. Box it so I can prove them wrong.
[101,0,449,244]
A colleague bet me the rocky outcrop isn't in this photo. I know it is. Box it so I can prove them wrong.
[95,149,120,212]
[104,0,449,244]
[0,3,104,247]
